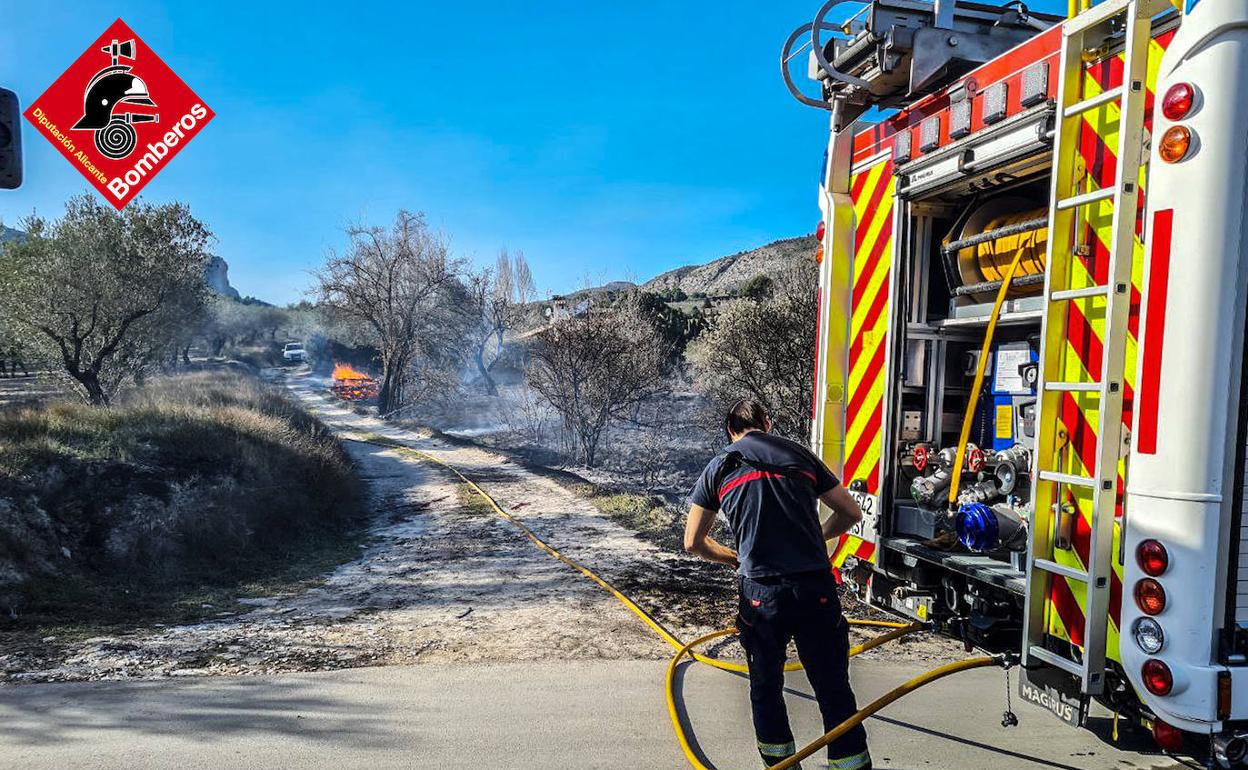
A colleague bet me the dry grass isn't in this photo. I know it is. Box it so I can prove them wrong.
[0,371,364,627]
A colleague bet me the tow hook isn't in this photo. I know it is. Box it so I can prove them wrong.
[999,652,1020,728]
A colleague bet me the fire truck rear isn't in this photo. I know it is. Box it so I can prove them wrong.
[785,0,1248,760]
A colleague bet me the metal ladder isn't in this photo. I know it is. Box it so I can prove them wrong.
[1021,0,1166,696]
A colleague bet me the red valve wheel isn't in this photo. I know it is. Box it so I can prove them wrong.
[967,446,986,473]
[913,444,930,472]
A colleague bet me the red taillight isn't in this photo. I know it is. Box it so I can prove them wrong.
[816,220,826,241]
[1137,539,1169,577]
[1161,82,1195,121]
[1152,717,1184,750]
[1135,578,1167,615]
[1143,659,1174,697]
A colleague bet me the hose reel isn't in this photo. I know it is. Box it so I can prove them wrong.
[942,197,1049,303]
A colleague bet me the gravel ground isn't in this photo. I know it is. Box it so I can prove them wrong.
[0,369,964,684]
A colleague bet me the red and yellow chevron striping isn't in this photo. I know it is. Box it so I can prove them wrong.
[827,158,896,569]
[831,533,877,570]
[1041,31,1173,659]
[843,160,895,499]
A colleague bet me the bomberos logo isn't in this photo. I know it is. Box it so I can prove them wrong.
[24,18,214,209]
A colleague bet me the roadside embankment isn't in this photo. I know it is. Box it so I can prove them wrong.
[0,371,364,631]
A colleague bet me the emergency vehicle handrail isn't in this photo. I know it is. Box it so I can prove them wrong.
[780,22,835,110]
[811,0,875,90]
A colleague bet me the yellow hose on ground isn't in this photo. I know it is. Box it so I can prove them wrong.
[360,433,914,671]
[359,433,999,770]
[665,625,947,770]
[667,630,998,770]
[947,245,1031,507]
[770,655,999,770]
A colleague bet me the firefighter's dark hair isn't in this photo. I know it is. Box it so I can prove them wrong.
[725,399,770,438]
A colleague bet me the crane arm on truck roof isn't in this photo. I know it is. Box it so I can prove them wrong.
[781,0,1063,127]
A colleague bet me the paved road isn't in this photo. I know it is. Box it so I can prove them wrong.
[2,658,1183,770]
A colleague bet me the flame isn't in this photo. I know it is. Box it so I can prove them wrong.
[332,362,371,381]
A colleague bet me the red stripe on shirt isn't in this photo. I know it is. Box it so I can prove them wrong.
[718,469,817,500]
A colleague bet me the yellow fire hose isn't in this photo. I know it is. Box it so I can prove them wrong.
[668,629,997,770]
[947,245,1030,507]
[359,434,1003,769]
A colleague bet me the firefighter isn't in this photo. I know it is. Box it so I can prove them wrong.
[684,399,870,770]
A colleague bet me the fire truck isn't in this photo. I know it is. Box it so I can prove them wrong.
[785,0,1248,761]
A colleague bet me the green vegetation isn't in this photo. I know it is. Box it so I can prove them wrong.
[741,274,775,300]
[0,195,214,404]
[0,371,365,629]
[687,258,819,438]
[454,481,496,517]
[591,491,675,532]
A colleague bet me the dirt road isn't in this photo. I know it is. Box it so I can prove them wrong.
[0,369,957,683]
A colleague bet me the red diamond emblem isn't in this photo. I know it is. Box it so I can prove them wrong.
[23,18,214,209]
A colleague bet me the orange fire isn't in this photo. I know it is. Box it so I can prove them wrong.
[332,363,371,381]
[330,362,379,401]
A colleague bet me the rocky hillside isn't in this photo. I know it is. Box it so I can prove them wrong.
[640,234,815,297]
[205,255,241,299]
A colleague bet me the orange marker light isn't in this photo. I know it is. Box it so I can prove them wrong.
[1159,125,1192,163]
[1135,578,1167,615]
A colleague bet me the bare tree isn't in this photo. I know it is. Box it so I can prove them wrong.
[465,264,507,396]
[527,295,671,467]
[405,278,473,408]
[464,248,538,396]
[315,211,459,414]
[494,248,513,351]
[686,259,818,437]
[0,195,212,404]
[512,250,536,308]
[509,250,537,334]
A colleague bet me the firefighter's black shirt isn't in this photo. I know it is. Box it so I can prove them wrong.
[688,431,839,578]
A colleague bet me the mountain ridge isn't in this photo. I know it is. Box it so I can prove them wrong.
[639,234,815,297]
[556,234,816,302]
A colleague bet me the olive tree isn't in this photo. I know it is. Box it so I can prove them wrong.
[527,294,671,467]
[0,195,212,404]
[315,211,460,414]
[686,259,818,437]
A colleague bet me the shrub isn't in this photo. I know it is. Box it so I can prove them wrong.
[0,371,361,618]
[686,258,818,438]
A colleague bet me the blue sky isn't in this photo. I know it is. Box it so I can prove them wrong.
[1,1,1067,305]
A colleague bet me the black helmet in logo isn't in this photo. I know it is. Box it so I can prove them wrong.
[71,39,159,160]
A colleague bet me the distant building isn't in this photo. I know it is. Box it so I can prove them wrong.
[544,296,591,324]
